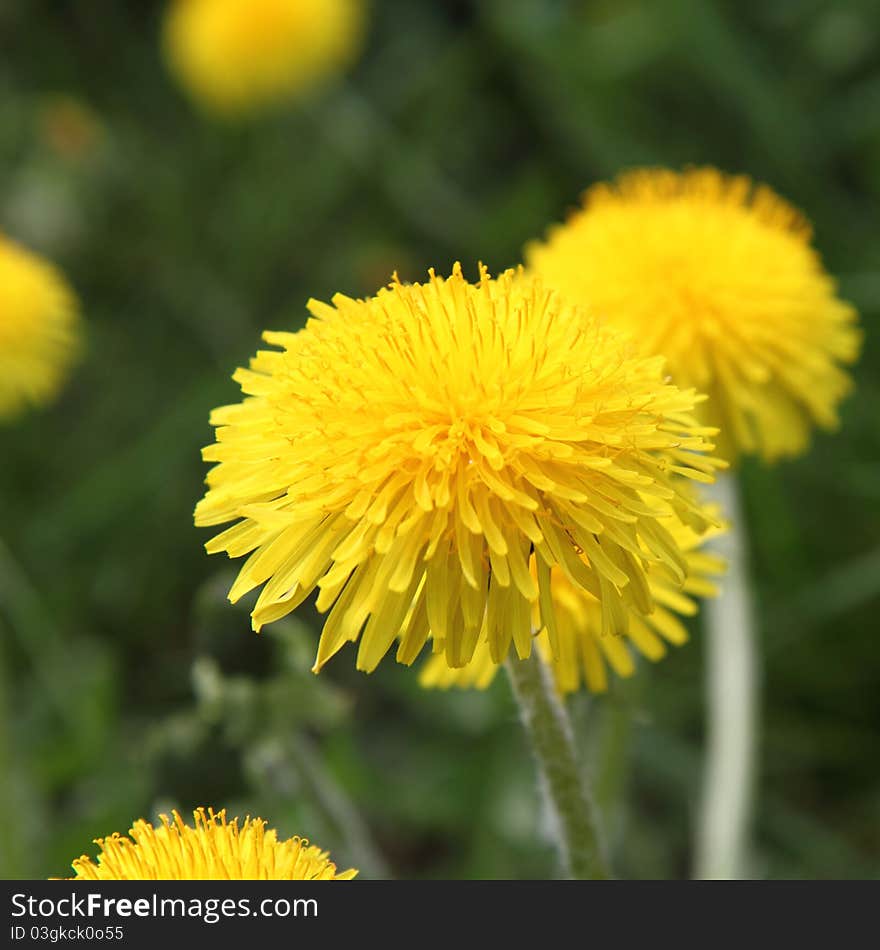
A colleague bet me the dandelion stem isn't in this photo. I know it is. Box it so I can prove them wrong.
[287,734,391,881]
[504,651,609,880]
[696,472,758,879]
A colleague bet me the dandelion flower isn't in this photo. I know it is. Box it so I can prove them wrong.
[525,168,861,462]
[420,501,725,694]
[196,265,721,674]
[65,807,356,880]
[0,234,80,422]
[163,0,365,115]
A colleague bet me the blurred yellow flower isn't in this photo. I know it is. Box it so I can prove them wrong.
[195,265,722,674]
[420,502,725,694]
[526,168,861,463]
[66,807,356,880]
[0,235,80,422]
[163,0,365,115]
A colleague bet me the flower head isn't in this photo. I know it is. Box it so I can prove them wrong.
[65,807,356,880]
[163,0,365,115]
[196,266,716,671]
[525,168,861,462]
[0,234,80,422]
[195,265,721,674]
[420,501,725,694]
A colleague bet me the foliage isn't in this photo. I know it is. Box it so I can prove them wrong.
[1,0,878,879]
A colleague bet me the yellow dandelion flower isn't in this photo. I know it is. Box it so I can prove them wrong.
[420,501,725,694]
[0,234,80,422]
[163,0,365,115]
[65,807,356,880]
[525,167,861,462]
[196,265,722,674]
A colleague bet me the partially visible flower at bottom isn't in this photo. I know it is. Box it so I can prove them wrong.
[63,807,356,880]
[420,503,725,695]
[0,234,80,422]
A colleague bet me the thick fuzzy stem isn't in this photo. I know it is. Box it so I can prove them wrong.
[696,472,758,880]
[505,651,609,880]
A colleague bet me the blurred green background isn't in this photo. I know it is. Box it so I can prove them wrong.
[1,0,878,880]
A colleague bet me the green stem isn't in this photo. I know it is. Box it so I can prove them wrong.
[695,472,758,879]
[287,734,391,881]
[504,651,609,879]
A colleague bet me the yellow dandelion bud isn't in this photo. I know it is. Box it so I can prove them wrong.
[0,234,80,422]
[196,265,722,674]
[525,167,862,463]
[420,501,725,694]
[163,0,365,116]
[64,807,356,880]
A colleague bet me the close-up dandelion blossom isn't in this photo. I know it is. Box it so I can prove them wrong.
[65,807,357,880]
[0,233,80,422]
[195,265,722,676]
[163,0,365,116]
[525,167,862,463]
[420,503,726,695]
